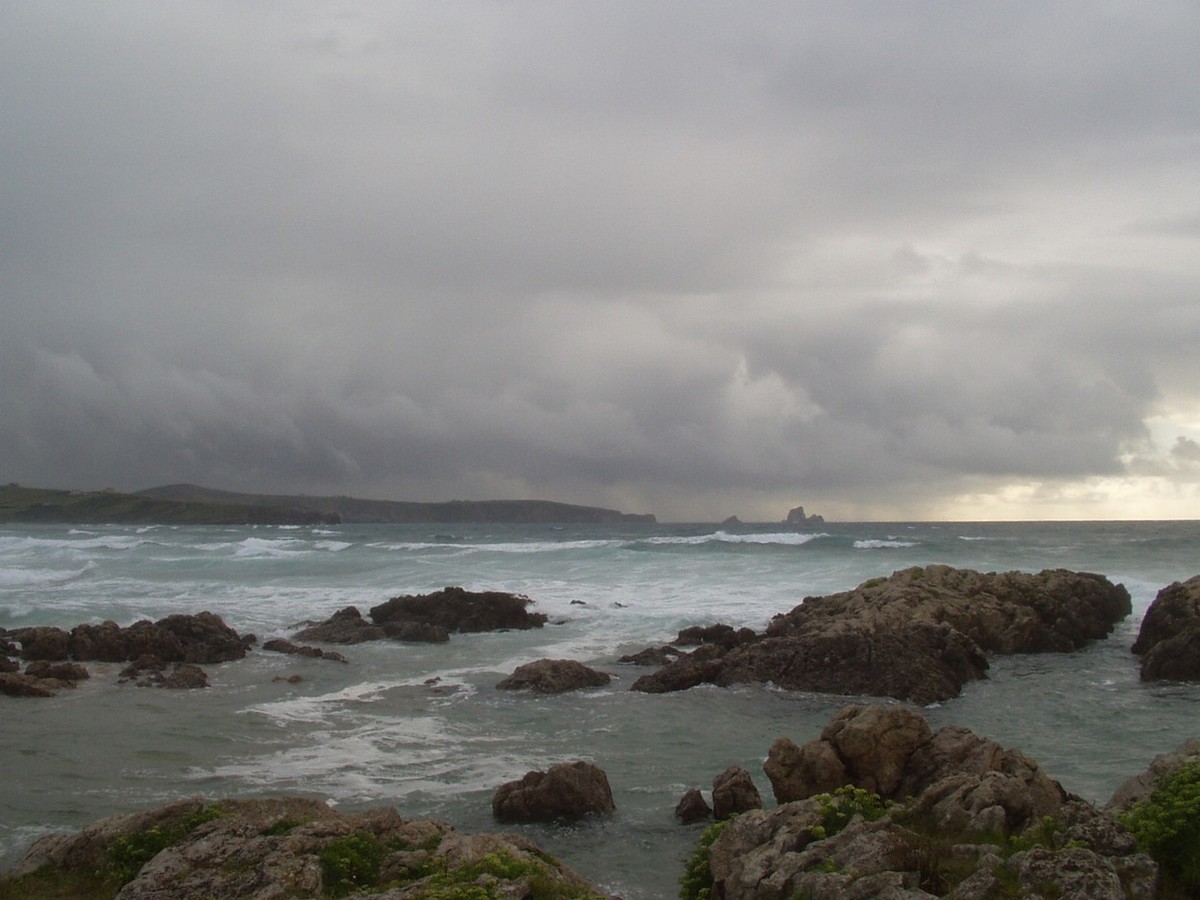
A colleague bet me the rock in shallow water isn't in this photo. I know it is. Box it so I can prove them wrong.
[492,760,616,822]
[495,658,611,693]
[630,565,1131,703]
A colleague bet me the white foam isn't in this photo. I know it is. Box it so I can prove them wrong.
[853,539,918,549]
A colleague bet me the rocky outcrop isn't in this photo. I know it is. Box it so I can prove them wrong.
[119,656,210,689]
[1,796,607,899]
[371,586,548,633]
[6,613,252,666]
[712,766,764,821]
[261,638,348,663]
[293,587,547,647]
[292,606,385,644]
[702,704,1155,900]
[1106,737,1200,813]
[763,705,1066,820]
[492,760,616,822]
[1132,575,1200,681]
[630,566,1131,703]
[784,505,824,526]
[676,788,712,824]
[495,658,611,693]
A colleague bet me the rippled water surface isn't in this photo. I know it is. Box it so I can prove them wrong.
[2,520,1198,897]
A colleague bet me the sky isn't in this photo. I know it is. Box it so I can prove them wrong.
[2,2,1199,522]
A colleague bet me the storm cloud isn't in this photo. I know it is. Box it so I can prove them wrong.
[3,2,1198,520]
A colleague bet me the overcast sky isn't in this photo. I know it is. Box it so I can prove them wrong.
[3,3,1198,522]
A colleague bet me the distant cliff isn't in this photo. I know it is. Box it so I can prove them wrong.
[137,484,657,525]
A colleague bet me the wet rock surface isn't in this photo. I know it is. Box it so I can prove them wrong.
[293,587,547,647]
[630,566,1131,703]
[495,658,611,693]
[1132,575,1200,682]
[705,704,1158,900]
[491,760,616,822]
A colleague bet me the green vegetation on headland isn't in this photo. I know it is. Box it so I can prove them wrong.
[0,484,337,526]
[0,483,657,525]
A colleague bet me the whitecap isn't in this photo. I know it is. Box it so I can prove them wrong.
[852,539,918,549]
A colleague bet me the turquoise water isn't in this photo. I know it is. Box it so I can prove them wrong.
[2,520,1198,897]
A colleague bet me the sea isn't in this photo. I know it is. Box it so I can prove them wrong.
[1,519,1198,897]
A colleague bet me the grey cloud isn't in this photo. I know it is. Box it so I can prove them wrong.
[2,2,1199,520]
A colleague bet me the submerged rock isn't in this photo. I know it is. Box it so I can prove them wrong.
[630,566,1131,703]
[495,658,611,694]
[262,637,348,663]
[492,760,616,822]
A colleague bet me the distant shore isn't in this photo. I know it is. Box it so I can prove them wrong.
[0,483,657,526]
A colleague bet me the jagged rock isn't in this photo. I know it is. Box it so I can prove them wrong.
[60,612,250,665]
[24,660,89,682]
[1,796,604,898]
[703,705,1154,900]
[785,506,824,525]
[1106,737,1200,813]
[1132,575,1200,654]
[119,656,209,689]
[261,638,348,663]
[492,760,616,822]
[712,766,763,820]
[292,606,386,644]
[0,655,18,674]
[371,586,548,633]
[675,788,712,824]
[764,705,1065,827]
[11,626,70,661]
[0,672,56,697]
[630,566,1130,703]
[1132,575,1200,681]
[495,659,611,694]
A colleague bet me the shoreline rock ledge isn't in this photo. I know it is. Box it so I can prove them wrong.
[1,797,608,899]
[629,565,1132,704]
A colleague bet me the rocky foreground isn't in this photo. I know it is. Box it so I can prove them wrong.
[700,704,1160,899]
[0,796,607,899]
[3,703,1197,899]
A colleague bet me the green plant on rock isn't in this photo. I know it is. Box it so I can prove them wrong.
[318,831,393,898]
[106,803,225,888]
[680,818,731,900]
[808,785,890,841]
[1120,758,1200,898]
[415,849,603,900]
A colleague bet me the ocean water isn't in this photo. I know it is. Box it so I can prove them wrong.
[1,519,1199,897]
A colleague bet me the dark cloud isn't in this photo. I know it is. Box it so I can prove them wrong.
[2,2,1198,520]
